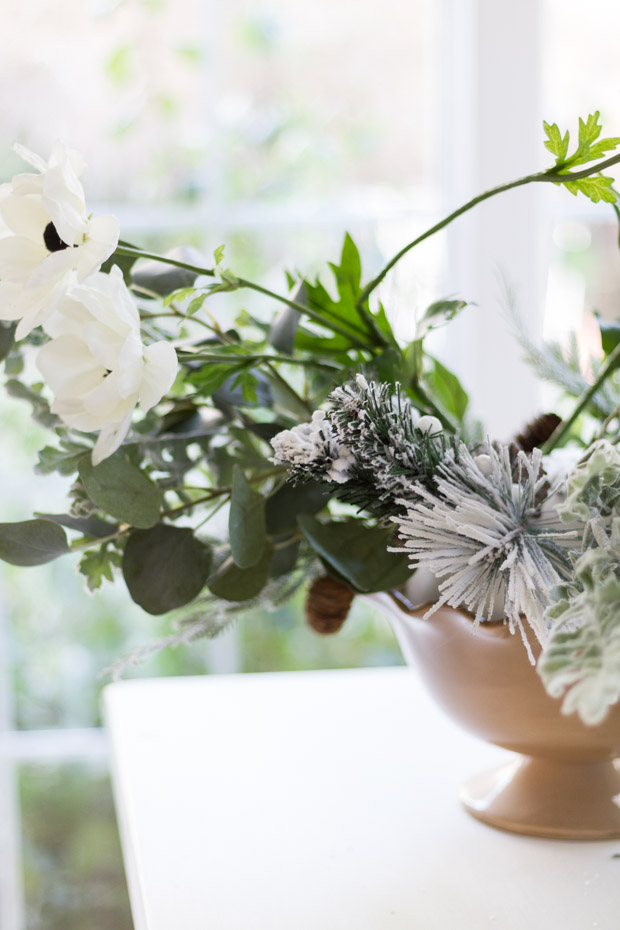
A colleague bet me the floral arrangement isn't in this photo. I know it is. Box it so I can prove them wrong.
[2,114,620,725]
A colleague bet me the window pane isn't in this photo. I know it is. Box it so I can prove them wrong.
[20,762,132,930]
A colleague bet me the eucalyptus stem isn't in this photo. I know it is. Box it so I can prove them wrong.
[358,152,620,305]
[543,341,620,453]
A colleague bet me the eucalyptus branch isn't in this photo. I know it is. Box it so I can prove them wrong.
[358,152,620,305]
[543,341,620,453]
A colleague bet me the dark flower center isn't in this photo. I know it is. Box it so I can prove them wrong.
[43,222,71,253]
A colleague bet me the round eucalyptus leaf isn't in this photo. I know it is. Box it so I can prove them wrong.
[79,454,163,528]
[0,519,69,566]
[122,524,212,615]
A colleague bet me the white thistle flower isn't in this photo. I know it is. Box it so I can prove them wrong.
[391,443,574,653]
[36,266,178,464]
[0,142,119,338]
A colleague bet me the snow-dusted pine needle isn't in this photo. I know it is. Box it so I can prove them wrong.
[391,443,575,655]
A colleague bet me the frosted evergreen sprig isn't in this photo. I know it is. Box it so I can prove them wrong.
[390,443,575,653]
[271,375,459,518]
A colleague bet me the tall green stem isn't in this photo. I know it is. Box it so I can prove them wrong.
[542,341,620,453]
[357,152,620,306]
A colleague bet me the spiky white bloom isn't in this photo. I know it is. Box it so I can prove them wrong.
[36,266,178,464]
[0,142,119,338]
[391,443,574,654]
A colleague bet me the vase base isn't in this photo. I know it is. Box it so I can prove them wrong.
[460,756,620,840]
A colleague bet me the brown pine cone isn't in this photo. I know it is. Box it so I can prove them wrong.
[513,413,562,453]
[305,575,355,635]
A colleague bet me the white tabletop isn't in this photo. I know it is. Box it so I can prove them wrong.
[104,667,620,930]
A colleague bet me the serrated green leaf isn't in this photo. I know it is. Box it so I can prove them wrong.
[207,544,273,601]
[564,175,617,204]
[79,546,122,592]
[0,520,69,566]
[188,362,248,398]
[123,524,212,614]
[543,120,569,162]
[79,454,163,528]
[298,516,411,593]
[229,466,266,568]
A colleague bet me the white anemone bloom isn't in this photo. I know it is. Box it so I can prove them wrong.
[36,266,178,465]
[0,142,120,338]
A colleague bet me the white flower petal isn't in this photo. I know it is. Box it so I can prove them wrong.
[36,334,105,397]
[92,412,134,465]
[0,192,48,240]
[13,143,48,173]
[74,215,120,281]
[0,235,47,281]
[140,341,178,410]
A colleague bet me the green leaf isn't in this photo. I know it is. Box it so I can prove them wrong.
[416,299,468,340]
[232,368,259,405]
[0,520,69,566]
[229,466,266,568]
[270,290,302,353]
[79,454,163,528]
[270,539,299,578]
[330,233,361,296]
[425,357,469,422]
[79,546,122,592]
[5,379,58,428]
[0,322,16,363]
[596,314,620,356]
[298,516,411,593]
[187,362,248,398]
[265,480,331,535]
[122,524,212,614]
[563,175,617,204]
[101,239,139,285]
[36,512,117,539]
[213,244,226,265]
[207,544,273,601]
[543,120,569,162]
[35,440,92,476]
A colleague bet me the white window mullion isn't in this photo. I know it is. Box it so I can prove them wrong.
[0,589,25,930]
[440,0,545,440]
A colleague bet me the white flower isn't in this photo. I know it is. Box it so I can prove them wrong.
[36,266,178,464]
[0,142,119,338]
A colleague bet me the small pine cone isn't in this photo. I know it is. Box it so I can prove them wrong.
[305,575,355,635]
[513,413,562,453]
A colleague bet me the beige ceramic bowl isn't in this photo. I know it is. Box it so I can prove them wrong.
[382,597,620,840]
